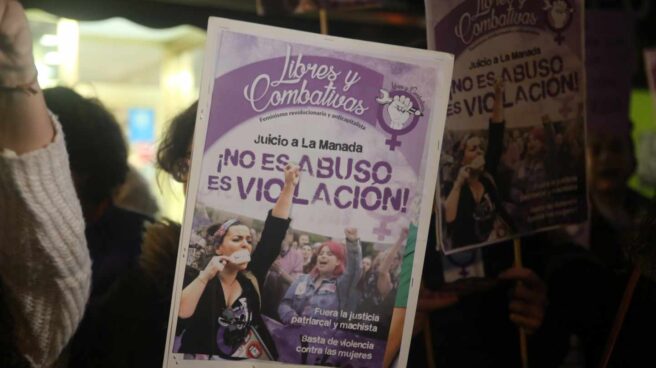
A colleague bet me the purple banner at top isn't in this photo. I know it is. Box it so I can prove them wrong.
[433,0,582,58]
[205,53,383,152]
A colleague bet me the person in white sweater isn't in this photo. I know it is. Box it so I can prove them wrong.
[0,1,91,367]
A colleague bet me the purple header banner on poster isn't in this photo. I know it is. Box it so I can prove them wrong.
[433,0,582,58]
[205,50,383,152]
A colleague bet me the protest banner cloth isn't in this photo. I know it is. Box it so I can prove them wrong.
[163,17,453,368]
[426,0,588,254]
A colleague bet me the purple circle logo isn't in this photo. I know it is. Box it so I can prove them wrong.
[543,0,574,44]
[376,89,423,150]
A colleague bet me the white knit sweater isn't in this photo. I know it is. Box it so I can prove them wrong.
[0,117,91,367]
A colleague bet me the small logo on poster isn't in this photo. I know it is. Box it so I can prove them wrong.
[543,0,574,44]
[376,88,424,151]
[246,340,263,358]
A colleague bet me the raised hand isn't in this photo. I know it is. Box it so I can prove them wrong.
[0,0,37,88]
[492,79,505,123]
[388,95,413,129]
[284,163,300,187]
[344,227,358,242]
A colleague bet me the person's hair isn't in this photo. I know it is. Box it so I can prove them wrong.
[448,132,482,187]
[312,241,346,277]
[43,87,128,206]
[452,133,482,165]
[210,219,243,248]
[114,165,160,217]
[157,101,198,181]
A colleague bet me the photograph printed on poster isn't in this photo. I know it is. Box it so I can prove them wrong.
[176,202,411,366]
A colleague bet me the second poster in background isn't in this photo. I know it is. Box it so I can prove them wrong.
[427,0,588,254]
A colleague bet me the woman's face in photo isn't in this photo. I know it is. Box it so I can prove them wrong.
[390,252,402,271]
[527,134,544,157]
[217,225,253,268]
[302,245,313,263]
[361,257,372,273]
[462,136,484,165]
[317,246,340,275]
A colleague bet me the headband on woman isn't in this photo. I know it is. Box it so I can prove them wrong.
[213,218,240,239]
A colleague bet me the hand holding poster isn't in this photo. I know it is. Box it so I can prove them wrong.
[426,0,587,254]
[163,18,453,368]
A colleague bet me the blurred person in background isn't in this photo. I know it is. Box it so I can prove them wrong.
[43,87,153,302]
[547,122,656,367]
[43,87,158,366]
[66,102,197,368]
[114,165,160,218]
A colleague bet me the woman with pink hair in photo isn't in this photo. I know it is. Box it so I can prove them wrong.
[278,228,362,324]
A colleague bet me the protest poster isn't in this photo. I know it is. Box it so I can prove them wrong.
[163,17,453,368]
[426,0,588,254]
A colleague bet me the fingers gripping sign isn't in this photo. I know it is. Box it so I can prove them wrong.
[499,267,548,335]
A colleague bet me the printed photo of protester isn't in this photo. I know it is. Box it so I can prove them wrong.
[177,200,411,366]
[175,164,298,360]
[439,82,586,252]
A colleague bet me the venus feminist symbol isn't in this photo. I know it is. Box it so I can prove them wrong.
[376,89,423,151]
[543,0,574,45]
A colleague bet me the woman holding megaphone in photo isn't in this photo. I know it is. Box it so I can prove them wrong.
[177,164,299,360]
[443,80,515,250]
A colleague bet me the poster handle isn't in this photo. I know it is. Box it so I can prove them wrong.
[513,237,529,368]
[599,266,641,368]
[423,316,437,368]
[319,8,329,35]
